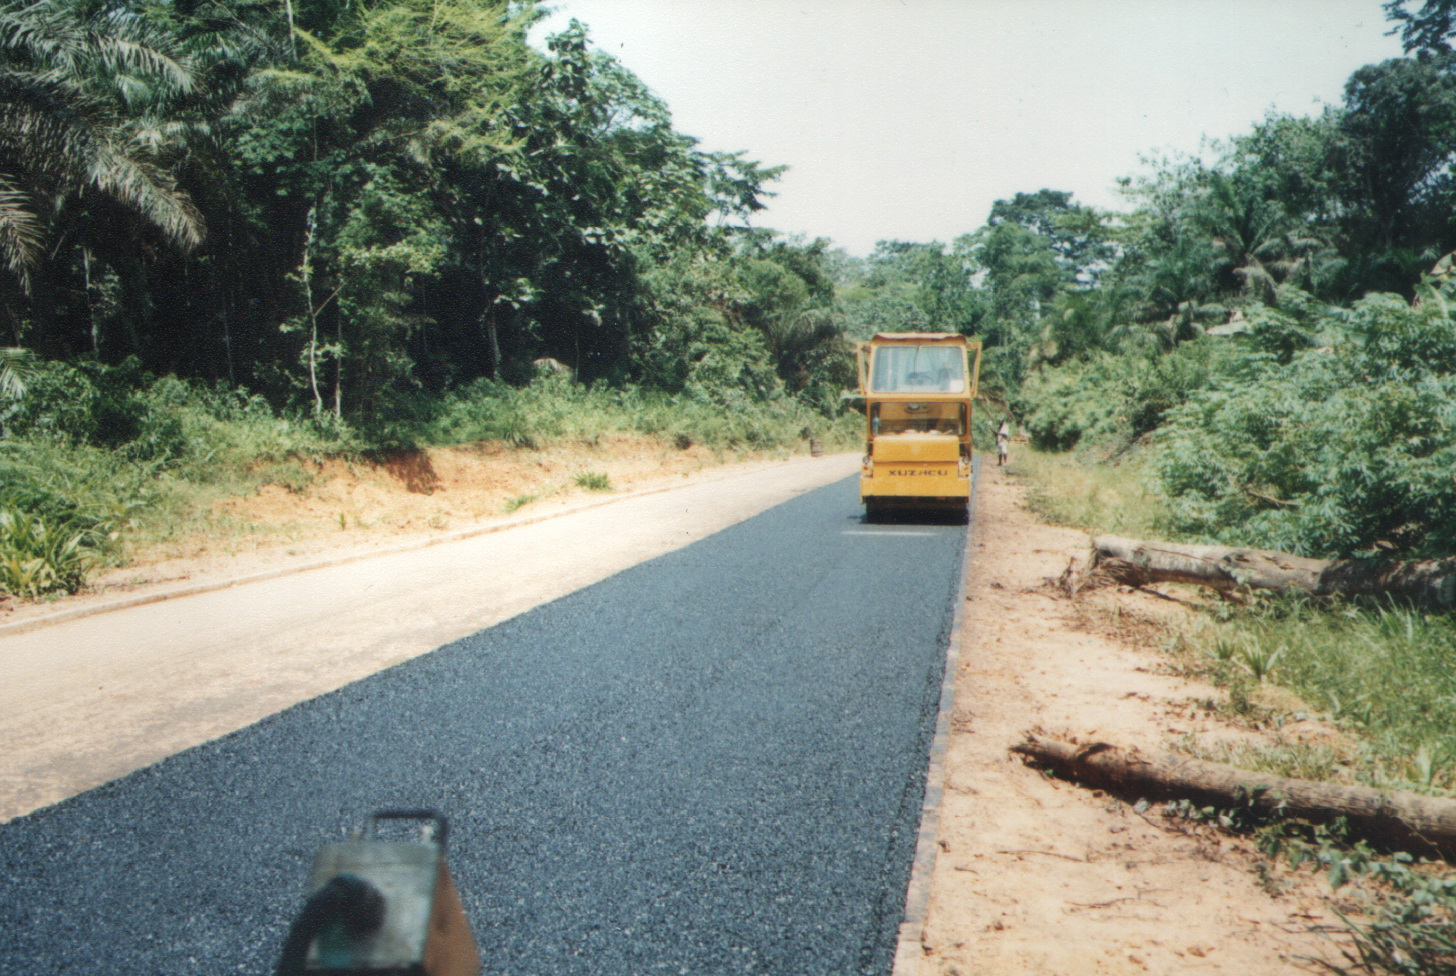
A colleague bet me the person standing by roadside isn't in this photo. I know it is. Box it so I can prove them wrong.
[993,417,1011,467]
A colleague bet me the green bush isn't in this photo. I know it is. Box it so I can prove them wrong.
[0,360,363,595]
[425,374,856,453]
[1018,339,1234,451]
[1018,354,1128,450]
[0,504,108,596]
[0,355,858,598]
[573,471,612,491]
[3,358,183,460]
[1154,292,1456,556]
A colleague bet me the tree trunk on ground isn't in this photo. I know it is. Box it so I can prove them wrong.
[1012,735,1456,857]
[1090,535,1456,611]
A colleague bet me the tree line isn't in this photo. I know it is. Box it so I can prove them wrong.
[10,0,1456,568]
[0,0,862,429]
[826,0,1456,565]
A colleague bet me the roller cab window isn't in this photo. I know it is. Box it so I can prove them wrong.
[869,345,966,393]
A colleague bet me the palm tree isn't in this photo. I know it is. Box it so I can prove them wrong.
[0,343,34,395]
[0,0,204,292]
[1190,172,1335,306]
[764,305,852,395]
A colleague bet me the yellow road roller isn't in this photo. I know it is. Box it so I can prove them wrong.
[856,332,982,519]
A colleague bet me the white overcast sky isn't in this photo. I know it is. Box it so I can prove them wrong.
[532,0,1405,255]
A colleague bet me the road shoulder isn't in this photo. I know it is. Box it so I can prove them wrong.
[0,452,858,823]
[0,449,847,636]
[912,465,1347,975]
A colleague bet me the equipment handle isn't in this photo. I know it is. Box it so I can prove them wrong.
[369,809,449,850]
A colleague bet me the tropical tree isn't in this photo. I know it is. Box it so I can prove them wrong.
[1385,0,1456,54]
[986,189,1115,285]
[857,240,980,334]
[1333,55,1456,257]
[958,220,1061,385]
[0,0,204,318]
[730,236,852,403]
[1189,172,1315,304]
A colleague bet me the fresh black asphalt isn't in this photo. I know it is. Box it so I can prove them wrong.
[0,475,967,975]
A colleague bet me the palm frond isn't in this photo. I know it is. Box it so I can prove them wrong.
[0,345,38,398]
[86,145,203,249]
[0,172,42,290]
[0,0,208,280]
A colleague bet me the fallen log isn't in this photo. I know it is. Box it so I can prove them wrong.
[1091,535,1456,611]
[1013,735,1456,857]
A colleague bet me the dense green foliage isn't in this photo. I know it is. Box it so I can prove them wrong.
[0,0,876,593]
[0,0,853,415]
[988,5,1456,570]
[1155,290,1456,556]
[6,0,1456,585]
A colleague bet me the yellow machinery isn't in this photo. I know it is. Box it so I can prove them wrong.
[856,332,982,519]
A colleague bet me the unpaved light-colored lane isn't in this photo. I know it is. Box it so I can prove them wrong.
[0,453,860,822]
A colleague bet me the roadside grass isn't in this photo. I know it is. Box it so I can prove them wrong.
[1013,446,1168,539]
[503,493,537,514]
[1,368,858,598]
[573,471,612,491]
[1172,600,1456,795]
[0,503,103,597]
[1017,446,1456,792]
[88,397,356,565]
[1179,736,1348,783]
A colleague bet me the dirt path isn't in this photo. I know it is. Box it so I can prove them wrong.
[0,452,859,823]
[0,436,799,632]
[911,464,1349,975]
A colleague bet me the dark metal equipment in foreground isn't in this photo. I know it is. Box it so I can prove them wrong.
[276,810,480,976]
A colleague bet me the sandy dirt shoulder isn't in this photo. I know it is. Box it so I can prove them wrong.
[914,463,1350,975]
[0,437,805,631]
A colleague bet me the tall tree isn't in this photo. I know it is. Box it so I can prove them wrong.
[860,240,979,333]
[227,0,535,416]
[1188,171,1312,304]
[1333,55,1456,254]
[986,189,1115,285]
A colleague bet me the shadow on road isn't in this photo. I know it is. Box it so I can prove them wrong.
[860,507,968,527]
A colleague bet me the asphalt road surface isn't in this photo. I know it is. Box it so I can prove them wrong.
[0,475,967,976]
